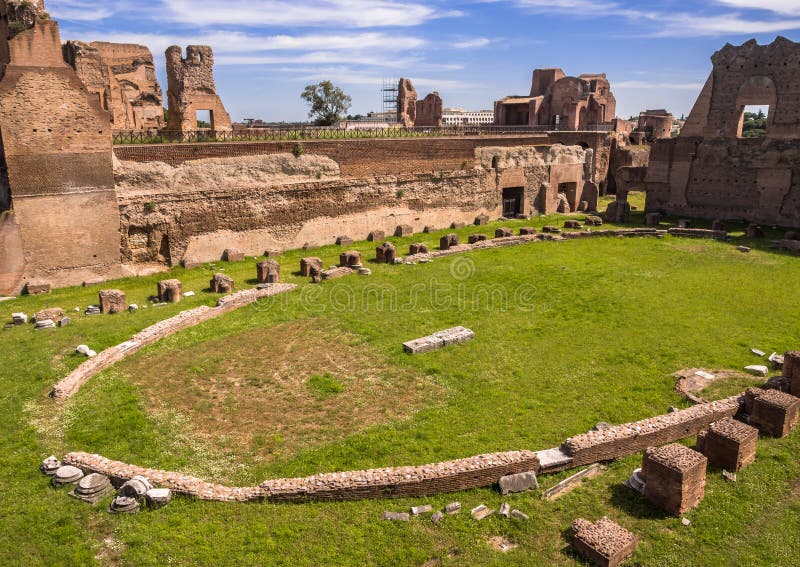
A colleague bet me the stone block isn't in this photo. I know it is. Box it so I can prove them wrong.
[499,471,538,494]
[495,227,513,238]
[367,230,385,242]
[784,351,800,397]
[499,502,511,518]
[409,243,429,255]
[510,509,529,521]
[431,511,444,523]
[145,488,172,509]
[300,257,324,277]
[572,517,638,567]
[470,504,494,520]
[585,215,603,226]
[711,220,727,232]
[642,443,707,516]
[444,502,461,515]
[422,226,433,233]
[25,281,51,295]
[745,365,769,377]
[157,279,183,303]
[58,317,72,328]
[411,504,433,515]
[339,251,363,268]
[468,234,487,244]
[98,290,127,314]
[376,243,397,264]
[702,418,758,472]
[519,227,537,236]
[210,273,235,293]
[542,226,562,234]
[746,224,764,238]
[223,248,244,262]
[474,214,489,226]
[748,388,800,437]
[645,213,662,226]
[604,201,630,223]
[321,267,353,281]
[336,236,354,246]
[451,222,465,229]
[34,308,64,323]
[439,234,459,250]
[433,326,475,347]
[395,225,413,237]
[69,473,113,504]
[403,335,443,355]
[257,260,280,284]
[382,511,410,521]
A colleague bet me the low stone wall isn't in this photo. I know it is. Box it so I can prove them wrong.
[63,450,540,503]
[563,396,741,467]
[50,284,297,400]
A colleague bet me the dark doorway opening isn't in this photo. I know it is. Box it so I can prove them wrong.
[559,182,578,211]
[502,187,524,218]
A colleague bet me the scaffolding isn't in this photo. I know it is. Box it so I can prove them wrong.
[382,79,399,117]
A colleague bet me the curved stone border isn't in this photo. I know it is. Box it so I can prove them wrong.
[50,284,298,400]
[63,450,540,503]
[60,392,751,503]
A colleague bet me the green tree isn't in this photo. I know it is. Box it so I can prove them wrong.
[301,81,352,126]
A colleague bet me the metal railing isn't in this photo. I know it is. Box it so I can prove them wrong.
[112,124,615,146]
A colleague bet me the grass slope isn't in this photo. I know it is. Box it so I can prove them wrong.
[2,196,800,566]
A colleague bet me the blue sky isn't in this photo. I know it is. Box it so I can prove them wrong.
[50,0,800,122]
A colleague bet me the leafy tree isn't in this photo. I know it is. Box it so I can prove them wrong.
[301,81,352,126]
[741,111,767,138]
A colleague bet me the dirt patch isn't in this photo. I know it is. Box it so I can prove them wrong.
[675,368,762,402]
[118,319,442,462]
[791,477,800,497]
[487,536,518,553]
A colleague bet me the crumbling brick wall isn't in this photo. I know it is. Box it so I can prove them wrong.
[0,1,121,294]
[166,45,231,132]
[646,37,800,227]
[396,78,443,127]
[64,41,164,130]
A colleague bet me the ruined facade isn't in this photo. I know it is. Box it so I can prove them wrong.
[166,45,231,132]
[637,109,673,141]
[64,41,164,130]
[396,78,443,127]
[647,37,800,227]
[495,68,617,129]
[0,0,121,292]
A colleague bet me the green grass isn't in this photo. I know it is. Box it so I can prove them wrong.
[307,373,346,400]
[2,197,800,565]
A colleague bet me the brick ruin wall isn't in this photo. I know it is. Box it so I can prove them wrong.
[63,41,164,130]
[646,37,800,227]
[114,142,589,267]
[0,9,123,293]
[166,45,231,132]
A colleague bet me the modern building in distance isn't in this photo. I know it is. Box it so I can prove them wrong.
[442,108,495,126]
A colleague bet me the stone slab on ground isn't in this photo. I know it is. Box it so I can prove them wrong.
[499,471,538,495]
[403,327,475,354]
[382,511,410,521]
[542,464,605,501]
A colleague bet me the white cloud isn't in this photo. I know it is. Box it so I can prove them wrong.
[296,67,472,89]
[61,30,427,55]
[157,0,461,28]
[654,14,800,36]
[714,0,800,16]
[47,0,127,21]
[452,37,492,48]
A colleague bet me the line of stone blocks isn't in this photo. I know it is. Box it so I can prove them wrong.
[701,418,758,472]
[642,443,707,516]
[746,388,800,437]
[403,327,475,354]
[572,517,638,567]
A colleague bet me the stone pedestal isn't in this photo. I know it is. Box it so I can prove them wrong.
[468,234,487,244]
[210,273,234,293]
[257,260,280,284]
[702,418,758,472]
[223,248,244,262]
[440,234,459,250]
[98,290,127,314]
[585,215,603,226]
[25,281,51,295]
[367,230,385,242]
[784,351,800,398]
[474,214,489,226]
[748,388,800,437]
[336,236,353,246]
[572,517,638,567]
[642,443,707,516]
[519,227,537,235]
[495,227,513,238]
[394,225,413,237]
[409,243,429,255]
[157,279,183,303]
[34,308,64,323]
[376,243,397,264]
[564,220,582,229]
[339,251,362,268]
[300,257,323,277]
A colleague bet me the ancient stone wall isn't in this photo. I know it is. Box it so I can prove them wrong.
[415,92,443,127]
[646,38,800,227]
[166,45,231,132]
[64,41,164,130]
[396,78,442,127]
[0,3,121,294]
[115,144,588,266]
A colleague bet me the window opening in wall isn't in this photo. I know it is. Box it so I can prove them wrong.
[196,109,213,130]
[739,105,769,138]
